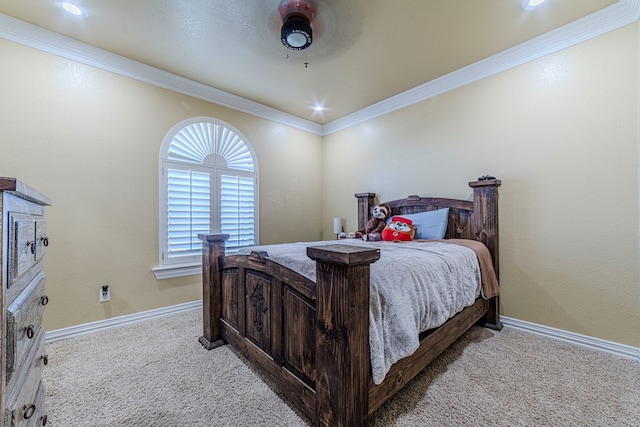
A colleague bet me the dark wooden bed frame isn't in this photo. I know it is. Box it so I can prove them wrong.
[199,179,501,426]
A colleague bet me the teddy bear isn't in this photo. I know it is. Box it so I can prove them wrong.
[381,216,415,242]
[349,203,391,241]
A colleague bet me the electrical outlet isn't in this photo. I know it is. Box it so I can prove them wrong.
[99,285,110,302]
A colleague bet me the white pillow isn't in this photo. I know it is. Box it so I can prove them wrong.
[401,208,449,240]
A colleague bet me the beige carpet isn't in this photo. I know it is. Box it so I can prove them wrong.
[43,309,639,426]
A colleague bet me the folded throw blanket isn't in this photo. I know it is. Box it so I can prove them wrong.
[432,239,500,299]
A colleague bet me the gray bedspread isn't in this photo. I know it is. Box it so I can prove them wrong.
[236,239,482,384]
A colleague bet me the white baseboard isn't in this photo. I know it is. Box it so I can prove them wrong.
[46,305,640,365]
[45,300,202,344]
[501,316,640,364]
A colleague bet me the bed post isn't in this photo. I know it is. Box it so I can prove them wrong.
[307,244,381,427]
[469,179,501,276]
[355,192,376,231]
[468,179,502,330]
[198,233,230,349]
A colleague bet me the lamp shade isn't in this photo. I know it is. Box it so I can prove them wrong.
[333,217,342,234]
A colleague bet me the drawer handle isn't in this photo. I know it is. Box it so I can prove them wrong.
[41,295,49,306]
[25,325,35,339]
[23,404,36,420]
[41,414,48,426]
[42,354,49,366]
[41,236,49,247]
[26,240,36,254]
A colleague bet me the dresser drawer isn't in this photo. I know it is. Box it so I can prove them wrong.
[6,327,46,396]
[5,273,48,384]
[6,212,47,302]
[29,380,47,427]
[4,376,46,427]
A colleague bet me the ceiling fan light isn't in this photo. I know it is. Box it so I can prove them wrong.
[287,32,308,48]
[281,17,312,50]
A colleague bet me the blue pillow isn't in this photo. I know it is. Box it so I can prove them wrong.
[401,208,449,240]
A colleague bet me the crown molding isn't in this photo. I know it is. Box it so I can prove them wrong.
[0,13,324,135]
[322,0,640,135]
[1,0,638,137]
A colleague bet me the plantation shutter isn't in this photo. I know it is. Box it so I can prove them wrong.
[166,167,211,259]
[159,118,258,270]
[220,173,255,251]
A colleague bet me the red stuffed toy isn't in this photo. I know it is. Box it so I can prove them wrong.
[381,216,415,242]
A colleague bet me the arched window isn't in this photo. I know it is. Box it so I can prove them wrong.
[155,117,258,278]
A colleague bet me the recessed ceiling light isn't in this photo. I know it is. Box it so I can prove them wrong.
[522,0,546,9]
[313,105,324,112]
[56,1,88,18]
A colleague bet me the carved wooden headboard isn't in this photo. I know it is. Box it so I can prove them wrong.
[355,179,501,277]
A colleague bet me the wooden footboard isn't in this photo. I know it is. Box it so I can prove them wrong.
[198,179,502,427]
[199,235,380,425]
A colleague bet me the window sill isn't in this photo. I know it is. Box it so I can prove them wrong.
[152,263,201,280]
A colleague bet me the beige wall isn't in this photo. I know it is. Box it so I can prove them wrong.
[2,22,639,349]
[0,39,323,330]
[323,24,640,347]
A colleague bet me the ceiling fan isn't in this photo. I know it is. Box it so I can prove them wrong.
[279,0,315,51]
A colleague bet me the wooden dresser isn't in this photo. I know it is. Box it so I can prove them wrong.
[0,178,51,426]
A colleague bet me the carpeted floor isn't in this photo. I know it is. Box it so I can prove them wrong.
[43,309,640,426]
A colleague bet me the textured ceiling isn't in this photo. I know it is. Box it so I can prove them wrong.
[0,0,618,124]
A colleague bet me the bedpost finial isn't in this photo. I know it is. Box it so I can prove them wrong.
[469,178,501,188]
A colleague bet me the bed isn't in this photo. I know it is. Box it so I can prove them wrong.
[198,178,502,426]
